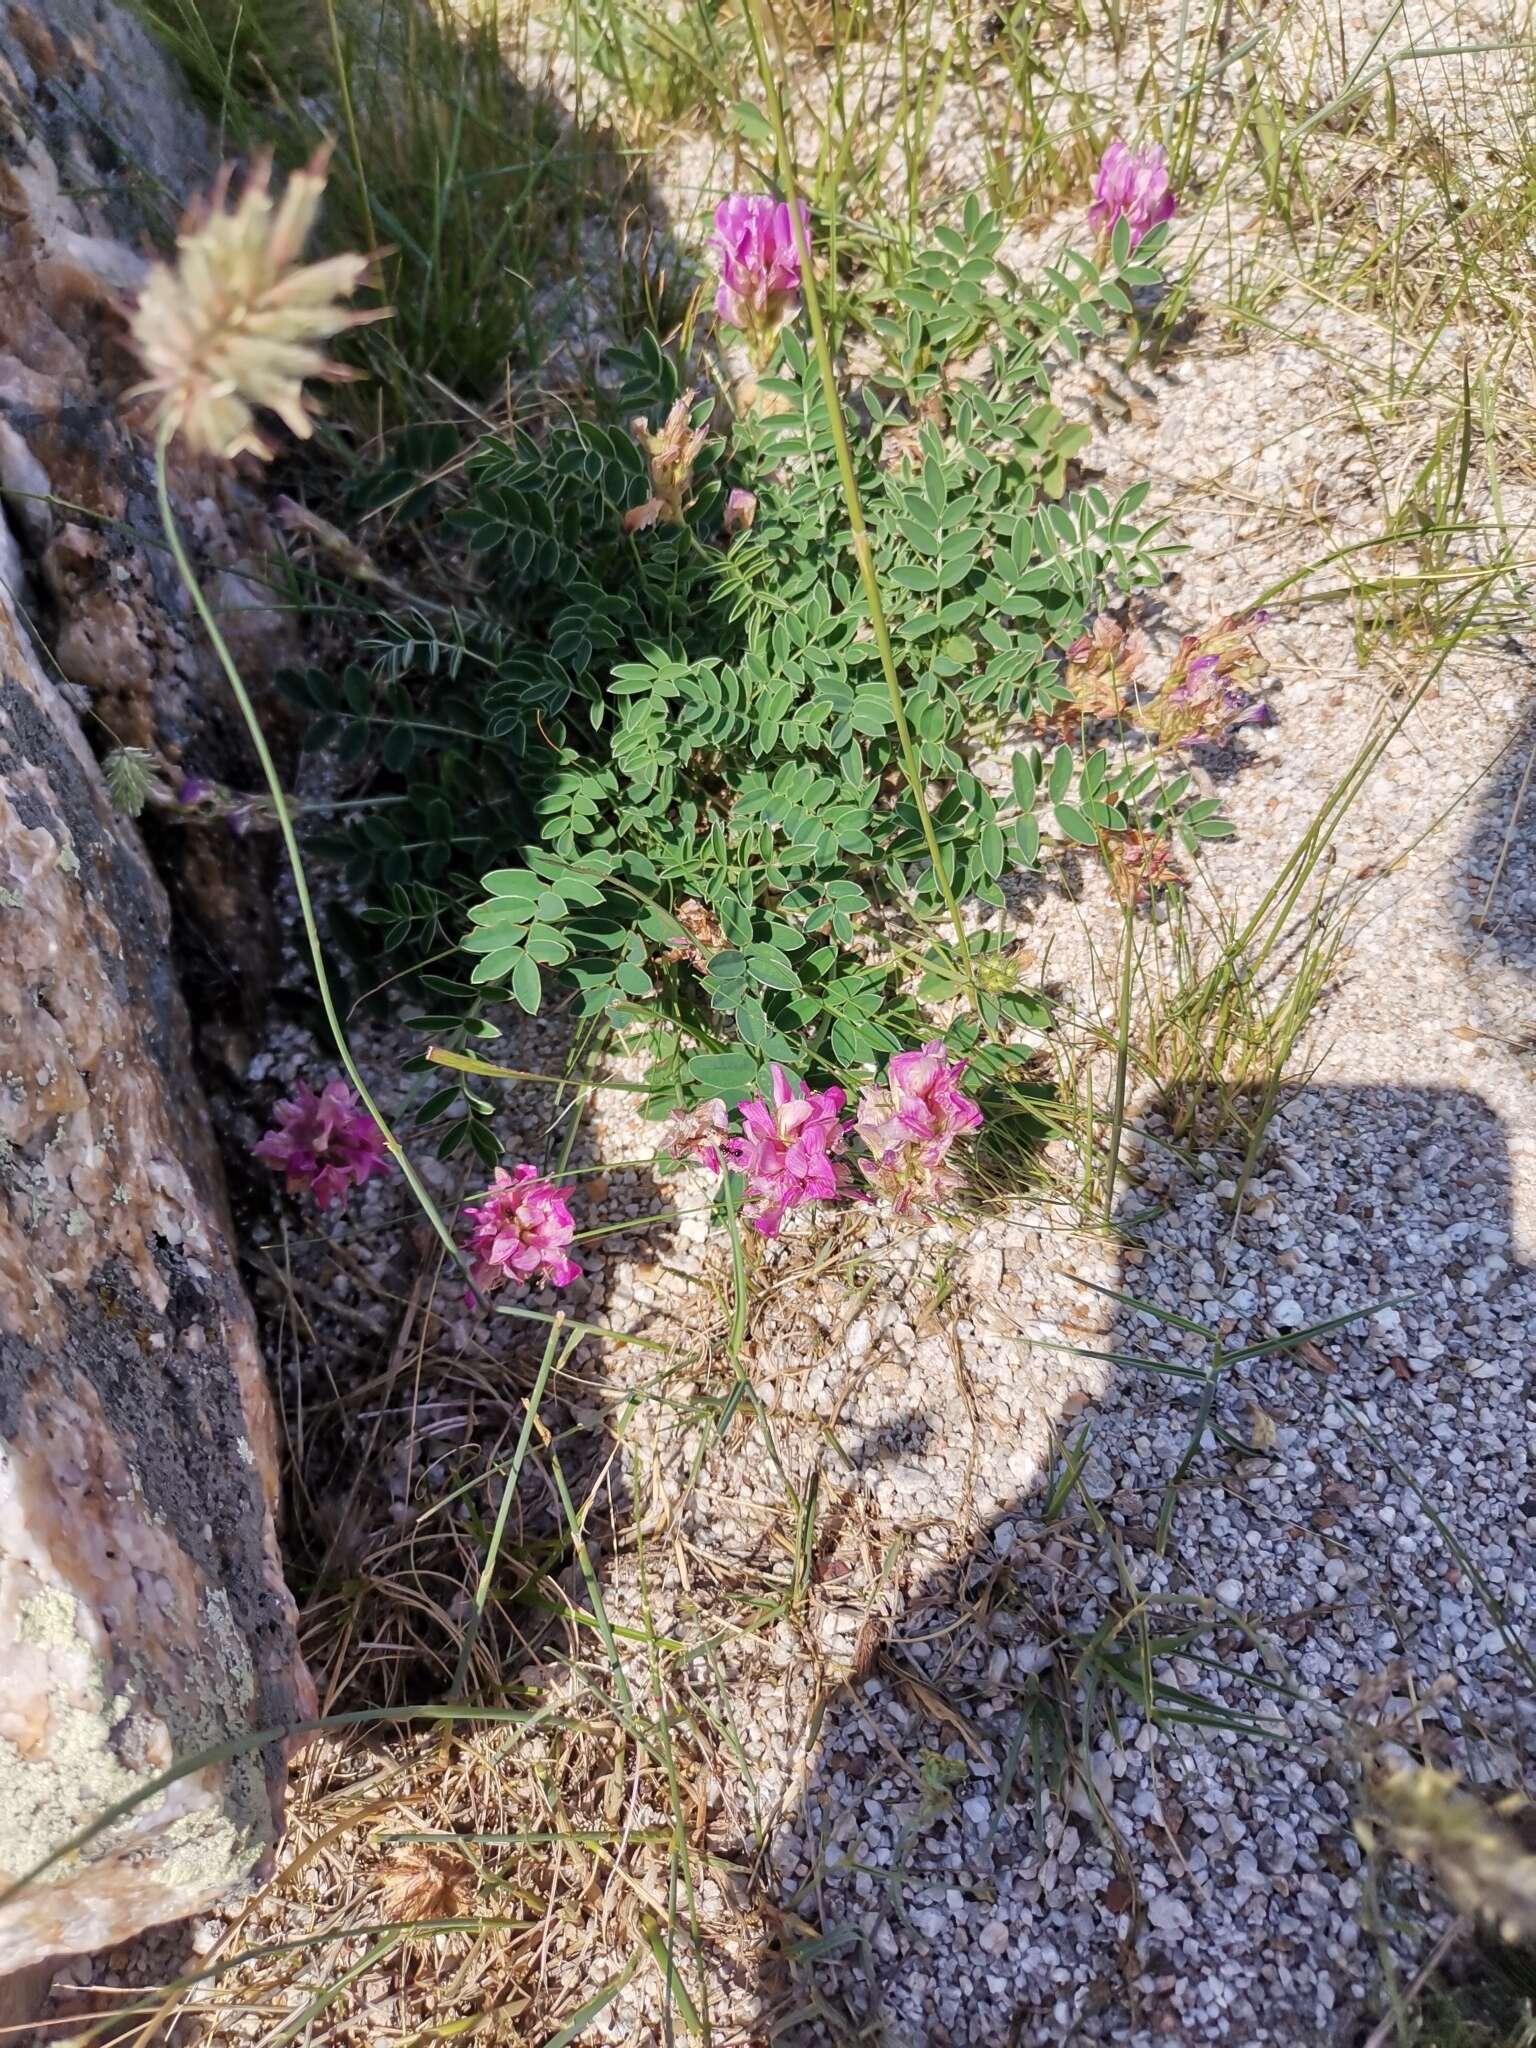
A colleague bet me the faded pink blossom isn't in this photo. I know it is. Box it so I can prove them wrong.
[462,1164,580,1297]
[857,1043,983,1162]
[1088,139,1176,249]
[723,487,757,536]
[626,391,708,532]
[1105,829,1186,908]
[1139,612,1271,749]
[254,1077,391,1210]
[859,1144,968,1218]
[711,195,809,347]
[855,1043,983,1218]
[1061,613,1150,728]
[666,1098,730,1173]
[725,1064,856,1237]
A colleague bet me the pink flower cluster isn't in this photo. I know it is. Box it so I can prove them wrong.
[725,1066,858,1238]
[461,1164,580,1296]
[711,194,809,355]
[254,1077,392,1211]
[1089,139,1176,249]
[855,1042,985,1216]
[667,1045,984,1234]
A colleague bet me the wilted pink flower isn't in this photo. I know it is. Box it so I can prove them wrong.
[1088,139,1176,249]
[723,487,757,537]
[859,1145,968,1217]
[462,1164,580,1296]
[1059,613,1150,731]
[666,1098,730,1173]
[275,494,382,583]
[1105,829,1186,908]
[711,195,809,354]
[254,1077,391,1210]
[1139,612,1271,749]
[855,1043,982,1217]
[625,390,709,532]
[725,1065,856,1237]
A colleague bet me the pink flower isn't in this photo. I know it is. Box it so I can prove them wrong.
[461,1164,580,1297]
[724,1064,856,1237]
[855,1043,982,1218]
[723,487,757,536]
[253,1078,392,1211]
[666,1098,730,1173]
[1088,140,1176,249]
[1105,829,1186,908]
[857,1043,983,1162]
[711,195,809,345]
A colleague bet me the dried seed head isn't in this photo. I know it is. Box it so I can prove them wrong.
[128,146,382,461]
[376,1845,475,1928]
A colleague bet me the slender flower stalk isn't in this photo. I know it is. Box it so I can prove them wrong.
[739,0,978,1012]
[1102,902,1139,1221]
[130,152,476,1287]
[152,442,469,1280]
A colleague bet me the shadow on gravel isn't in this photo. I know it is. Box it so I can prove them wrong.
[746,1075,1534,2048]
[1458,679,1536,1056]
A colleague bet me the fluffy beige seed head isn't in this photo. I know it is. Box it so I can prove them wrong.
[129,147,381,461]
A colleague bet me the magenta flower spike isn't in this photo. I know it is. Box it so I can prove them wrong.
[724,1064,856,1237]
[711,195,810,357]
[461,1164,580,1297]
[253,1077,392,1211]
[1088,139,1176,249]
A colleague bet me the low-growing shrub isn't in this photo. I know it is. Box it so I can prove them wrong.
[278,181,1266,1165]
[128,133,1272,1197]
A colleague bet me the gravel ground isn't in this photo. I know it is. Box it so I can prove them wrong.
[554,4,1536,2034]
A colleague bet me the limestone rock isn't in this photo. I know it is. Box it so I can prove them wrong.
[0,566,310,1975]
[0,0,301,1057]
[0,0,311,1979]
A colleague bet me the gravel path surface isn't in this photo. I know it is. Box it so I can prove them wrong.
[538,5,1536,2035]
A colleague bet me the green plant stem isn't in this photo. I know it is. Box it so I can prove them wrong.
[451,1318,574,1698]
[153,433,470,1283]
[320,0,377,260]
[1102,900,1136,1222]
[739,0,978,1007]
